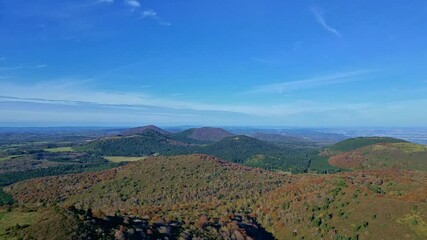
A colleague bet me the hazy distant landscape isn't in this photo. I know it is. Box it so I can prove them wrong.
[0,125,426,239]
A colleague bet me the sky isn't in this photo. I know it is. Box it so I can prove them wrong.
[0,0,427,127]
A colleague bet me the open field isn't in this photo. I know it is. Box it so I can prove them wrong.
[103,156,146,162]
[44,147,74,153]
[0,155,23,162]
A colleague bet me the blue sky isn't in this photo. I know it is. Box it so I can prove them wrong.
[0,0,426,126]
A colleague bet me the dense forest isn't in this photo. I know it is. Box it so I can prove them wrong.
[3,154,426,240]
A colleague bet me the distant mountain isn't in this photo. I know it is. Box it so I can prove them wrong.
[172,127,234,142]
[79,129,190,156]
[121,125,170,136]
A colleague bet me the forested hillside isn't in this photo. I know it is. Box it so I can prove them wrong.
[79,130,193,156]
[3,154,426,240]
[311,137,427,172]
[258,169,427,240]
[4,154,289,239]
[323,137,405,155]
[328,142,427,171]
[79,132,312,172]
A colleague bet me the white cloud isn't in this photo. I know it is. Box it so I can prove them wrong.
[142,9,157,18]
[125,0,141,8]
[245,70,375,94]
[312,7,341,37]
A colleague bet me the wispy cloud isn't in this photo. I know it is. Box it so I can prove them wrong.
[0,57,5,61]
[95,0,114,4]
[245,70,375,94]
[33,64,48,69]
[142,9,156,18]
[0,80,333,117]
[0,66,24,71]
[311,7,341,37]
[140,9,171,26]
[0,81,426,126]
[0,64,48,71]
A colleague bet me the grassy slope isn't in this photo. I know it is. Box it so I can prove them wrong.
[0,207,79,240]
[0,156,21,162]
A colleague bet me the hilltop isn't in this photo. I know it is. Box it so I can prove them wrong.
[172,127,234,143]
[78,129,192,156]
[121,125,170,136]
[4,154,288,239]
